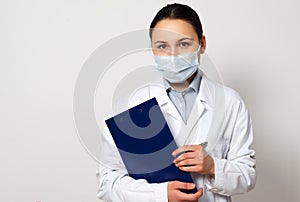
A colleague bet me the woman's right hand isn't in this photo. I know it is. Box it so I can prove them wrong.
[167,181,203,202]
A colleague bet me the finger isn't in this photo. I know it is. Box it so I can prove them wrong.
[173,181,196,190]
[176,191,197,202]
[175,158,200,167]
[193,188,203,199]
[177,188,203,201]
[196,188,203,198]
[178,165,201,173]
[172,145,199,157]
[173,151,196,164]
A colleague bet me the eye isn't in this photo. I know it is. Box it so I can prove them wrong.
[179,42,190,48]
[157,44,168,49]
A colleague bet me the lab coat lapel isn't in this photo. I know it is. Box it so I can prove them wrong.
[158,71,216,147]
[192,73,217,148]
[159,91,182,125]
[176,72,216,147]
[175,92,205,146]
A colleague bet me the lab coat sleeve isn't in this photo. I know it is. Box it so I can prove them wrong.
[204,95,256,196]
[96,124,168,202]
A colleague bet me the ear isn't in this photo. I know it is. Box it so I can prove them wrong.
[200,35,206,54]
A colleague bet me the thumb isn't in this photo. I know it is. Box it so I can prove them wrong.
[195,187,203,198]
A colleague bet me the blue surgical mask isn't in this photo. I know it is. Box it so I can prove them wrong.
[153,46,200,83]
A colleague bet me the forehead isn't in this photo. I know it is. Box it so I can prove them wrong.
[151,19,198,42]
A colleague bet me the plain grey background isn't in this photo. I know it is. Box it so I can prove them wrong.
[1,0,299,201]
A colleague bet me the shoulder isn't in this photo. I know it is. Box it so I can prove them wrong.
[223,85,244,104]
[220,83,249,117]
[203,74,247,112]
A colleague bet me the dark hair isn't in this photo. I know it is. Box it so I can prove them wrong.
[149,3,203,41]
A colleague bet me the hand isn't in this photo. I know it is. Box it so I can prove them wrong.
[172,145,215,177]
[168,181,203,202]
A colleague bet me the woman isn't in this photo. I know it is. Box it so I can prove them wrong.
[97,3,256,202]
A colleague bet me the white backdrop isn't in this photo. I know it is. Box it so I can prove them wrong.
[1,0,299,201]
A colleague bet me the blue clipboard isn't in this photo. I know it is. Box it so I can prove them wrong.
[105,97,197,194]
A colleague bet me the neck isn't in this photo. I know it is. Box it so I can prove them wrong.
[170,72,197,92]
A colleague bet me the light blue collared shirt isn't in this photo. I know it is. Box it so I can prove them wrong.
[163,70,202,124]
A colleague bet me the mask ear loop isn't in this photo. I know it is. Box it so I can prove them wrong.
[195,44,202,66]
[196,44,201,53]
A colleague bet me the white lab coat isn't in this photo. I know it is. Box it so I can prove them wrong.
[96,70,256,202]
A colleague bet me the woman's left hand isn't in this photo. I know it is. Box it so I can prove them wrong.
[172,145,215,177]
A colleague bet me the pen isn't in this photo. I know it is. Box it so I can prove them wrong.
[200,141,208,148]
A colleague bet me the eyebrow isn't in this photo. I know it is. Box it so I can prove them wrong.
[178,37,193,41]
[154,37,194,44]
[154,40,167,44]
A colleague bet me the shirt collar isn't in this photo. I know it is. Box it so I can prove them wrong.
[163,70,202,94]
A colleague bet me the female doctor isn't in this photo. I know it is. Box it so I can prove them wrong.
[96,3,256,202]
